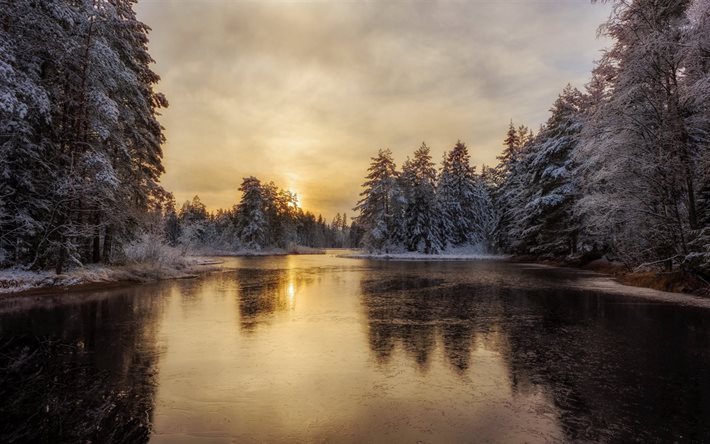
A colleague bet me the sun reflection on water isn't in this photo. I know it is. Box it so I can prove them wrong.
[287,281,296,309]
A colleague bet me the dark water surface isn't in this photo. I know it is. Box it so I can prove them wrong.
[1,252,709,443]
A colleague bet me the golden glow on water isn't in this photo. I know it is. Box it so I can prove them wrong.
[148,254,564,442]
[3,253,709,441]
[287,282,296,308]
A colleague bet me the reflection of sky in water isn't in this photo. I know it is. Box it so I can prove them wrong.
[1,253,709,442]
[151,257,564,442]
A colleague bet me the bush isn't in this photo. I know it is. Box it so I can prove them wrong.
[122,233,185,266]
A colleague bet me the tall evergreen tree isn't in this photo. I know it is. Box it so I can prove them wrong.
[578,0,698,267]
[438,141,491,247]
[400,143,444,253]
[521,85,584,256]
[354,149,401,252]
[0,0,168,271]
[236,177,267,250]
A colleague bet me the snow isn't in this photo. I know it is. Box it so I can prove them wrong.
[0,257,216,295]
[0,242,329,295]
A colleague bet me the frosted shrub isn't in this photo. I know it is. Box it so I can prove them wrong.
[123,233,184,266]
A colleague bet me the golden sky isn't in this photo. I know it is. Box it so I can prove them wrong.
[136,0,611,218]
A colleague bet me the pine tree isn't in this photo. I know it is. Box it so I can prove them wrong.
[400,143,444,253]
[354,149,401,252]
[0,0,168,271]
[236,177,267,250]
[494,135,535,253]
[577,0,697,267]
[437,141,491,247]
[0,1,73,268]
[522,85,584,257]
[163,198,181,246]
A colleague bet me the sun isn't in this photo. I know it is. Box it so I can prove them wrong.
[286,188,302,209]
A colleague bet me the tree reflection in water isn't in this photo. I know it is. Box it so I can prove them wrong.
[0,257,708,442]
[0,287,165,443]
[360,263,710,443]
[234,267,311,332]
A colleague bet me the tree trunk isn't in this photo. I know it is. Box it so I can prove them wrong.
[56,243,66,275]
[687,175,698,230]
[92,211,101,263]
[102,226,113,264]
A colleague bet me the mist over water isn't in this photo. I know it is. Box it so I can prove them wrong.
[1,253,709,442]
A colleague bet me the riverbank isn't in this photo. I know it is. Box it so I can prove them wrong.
[0,243,330,296]
[511,255,709,296]
[0,257,221,296]
[346,250,709,297]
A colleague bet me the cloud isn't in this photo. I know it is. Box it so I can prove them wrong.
[136,0,611,216]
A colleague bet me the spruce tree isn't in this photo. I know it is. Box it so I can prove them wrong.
[522,85,584,257]
[354,149,401,252]
[400,143,444,253]
[437,141,489,247]
[236,177,267,250]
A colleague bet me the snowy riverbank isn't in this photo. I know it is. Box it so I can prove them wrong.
[0,244,327,295]
[0,257,221,296]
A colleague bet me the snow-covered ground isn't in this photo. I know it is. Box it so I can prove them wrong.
[0,257,219,295]
[0,243,326,295]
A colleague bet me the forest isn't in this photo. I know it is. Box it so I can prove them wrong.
[1,0,709,279]
[164,181,358,253]
[1,0,167,273]
[355,0,710,277]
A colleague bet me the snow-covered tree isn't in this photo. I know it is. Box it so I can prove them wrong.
[235,177,268,250]
[438,141,492,247]
[0,1,70,268]
[354,149,402,252]
[400,143,444,253]
[493,121,536,252]
[163,199,181,246]
[521,85,584,257]
[577,0,699,268]
[0,0,168,272]
[495,121,532,180]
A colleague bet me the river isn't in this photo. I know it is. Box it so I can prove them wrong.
[1,252,709,442]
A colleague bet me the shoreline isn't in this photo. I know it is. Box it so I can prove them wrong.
[0,259,219,298]
[344,251,709,299]
[508,255,709,297]
[0,248,330,298]
[2,251,707,303]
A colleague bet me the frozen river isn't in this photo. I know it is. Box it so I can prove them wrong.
[1,252,709,442]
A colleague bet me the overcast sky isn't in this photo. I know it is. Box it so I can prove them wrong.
[136,0,611,218]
